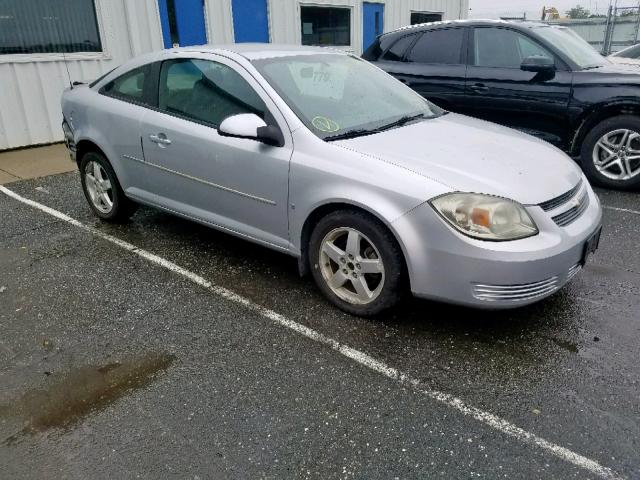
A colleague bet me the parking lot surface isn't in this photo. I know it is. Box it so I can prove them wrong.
[1,171,639,479]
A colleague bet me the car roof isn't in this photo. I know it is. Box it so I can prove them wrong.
[92,44,348,89]
[175,43,348,60]
[383,19,557,36]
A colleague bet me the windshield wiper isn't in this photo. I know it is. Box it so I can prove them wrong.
[375,113,426,132]
[324,113,428,142]
[324,129,374,141]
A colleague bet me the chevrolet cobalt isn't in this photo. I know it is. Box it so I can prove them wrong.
[61,45,602,316]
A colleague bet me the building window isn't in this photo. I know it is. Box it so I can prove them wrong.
[300,6,350,46]
[410,12,443,25]
[0,0,102,55]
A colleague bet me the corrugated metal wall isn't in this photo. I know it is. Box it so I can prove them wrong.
[207,0,469,54]
[0,0,163,150]
[1,0,467,150]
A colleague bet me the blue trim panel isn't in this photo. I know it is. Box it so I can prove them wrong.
[232,0,270,43]
[363,2,384,52]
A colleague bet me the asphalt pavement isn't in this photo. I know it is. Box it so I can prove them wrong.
[0,171,638,479]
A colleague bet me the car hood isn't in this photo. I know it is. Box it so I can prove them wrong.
[574,62,640,84]
[607,56,640,67]
[335,113,582,205]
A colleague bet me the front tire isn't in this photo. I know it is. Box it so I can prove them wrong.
[580,115,640,190]
[80,151,137,222]
[309,210,404,316]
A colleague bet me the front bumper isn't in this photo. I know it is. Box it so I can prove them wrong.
[392,182,602,309]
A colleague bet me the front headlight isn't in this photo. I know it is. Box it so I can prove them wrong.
[430,193,538,241]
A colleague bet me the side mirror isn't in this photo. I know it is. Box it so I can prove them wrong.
[218,113,283,147]
[521,55,556,73]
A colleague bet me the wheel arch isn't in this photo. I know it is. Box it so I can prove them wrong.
[571,101,640,156]
[75,139,108,167]
[297,201,410,285]
[73,132,131,189]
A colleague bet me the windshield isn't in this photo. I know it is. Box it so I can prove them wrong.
[252,54,444,140]
[533,26,607,69]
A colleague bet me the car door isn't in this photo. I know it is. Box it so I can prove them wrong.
[94,64,155,191]
[139,54,292,250]
[374,27,469,112]
[465,26,573,148]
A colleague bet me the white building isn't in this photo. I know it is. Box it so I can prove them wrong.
[0,0,468,150]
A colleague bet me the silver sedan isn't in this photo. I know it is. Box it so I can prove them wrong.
[61,45,602,316]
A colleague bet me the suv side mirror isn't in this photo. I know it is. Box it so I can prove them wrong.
[218,113,284,147]
[521,55,556,73]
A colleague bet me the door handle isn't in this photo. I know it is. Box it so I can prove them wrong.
[469,84,489,93]
[149,133,172,146]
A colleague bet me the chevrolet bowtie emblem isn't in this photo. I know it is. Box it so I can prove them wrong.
[572,197,581,209]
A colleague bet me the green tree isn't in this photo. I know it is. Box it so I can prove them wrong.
[566,5,591,18]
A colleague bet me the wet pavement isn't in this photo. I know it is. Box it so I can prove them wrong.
[0,171,638,479]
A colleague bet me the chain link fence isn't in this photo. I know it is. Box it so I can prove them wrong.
[545,3,640,55]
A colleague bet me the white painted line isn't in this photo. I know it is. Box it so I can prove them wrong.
[603,205,640,216]
[0,184,622,480]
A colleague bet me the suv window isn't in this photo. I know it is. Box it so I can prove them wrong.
[406,28,464,64]
[381,34,418,61]
[158,59,266,127]
[474,28,553,68]
[101,66,148,103]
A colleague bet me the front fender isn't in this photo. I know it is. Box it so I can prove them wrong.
[288,133,450,262]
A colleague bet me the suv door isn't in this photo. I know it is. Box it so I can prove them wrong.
[139,55,292,250]
[372,27,469,111]
[465,26,573,148]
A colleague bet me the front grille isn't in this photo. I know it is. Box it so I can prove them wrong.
[472,277,559,302]
[538,180,583,212]
[551,190,589,227]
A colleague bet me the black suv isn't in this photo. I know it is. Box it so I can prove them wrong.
[363,20,640,190]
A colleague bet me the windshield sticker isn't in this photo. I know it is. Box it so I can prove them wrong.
[312,116,340,133]
[288,63,346,100]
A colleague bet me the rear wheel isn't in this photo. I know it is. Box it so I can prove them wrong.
[309,210,404,316]
[580,115,640,190]
[80,151,137,222]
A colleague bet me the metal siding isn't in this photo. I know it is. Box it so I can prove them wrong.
[205,0,234,44]
[0,0,163,150]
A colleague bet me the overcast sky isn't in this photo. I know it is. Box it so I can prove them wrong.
[469,0,612,20]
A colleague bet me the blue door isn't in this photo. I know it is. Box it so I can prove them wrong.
[232,0,270,43]
[158,0,207,48]
[363,2,384,52]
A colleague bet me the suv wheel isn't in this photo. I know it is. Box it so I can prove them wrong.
[580,115,640,190]
[309,210,404,316]
[80,151,138,222]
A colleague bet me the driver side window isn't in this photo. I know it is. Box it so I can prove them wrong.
[158,59,266,127]
[473,28,553,68]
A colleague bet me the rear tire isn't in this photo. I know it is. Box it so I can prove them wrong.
[580,115,640,190]
[309,210,404,316]
[79,151,137,222]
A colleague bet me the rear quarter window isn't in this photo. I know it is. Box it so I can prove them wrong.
[381,34,418,61]
[100,65,150,105]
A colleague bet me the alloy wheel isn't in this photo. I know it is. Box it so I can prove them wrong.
[319,227,385,305]
[85,160,114,214]
[592,128,640,181]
